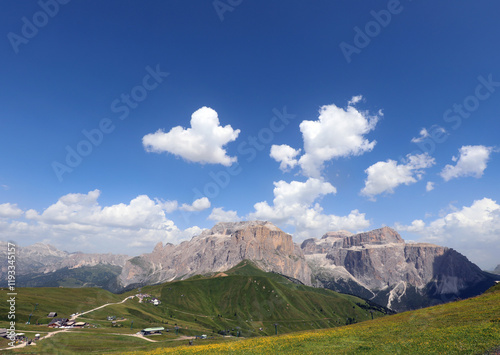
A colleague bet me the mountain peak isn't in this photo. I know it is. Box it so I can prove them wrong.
[119,220,312,287]
[341,227,404,248]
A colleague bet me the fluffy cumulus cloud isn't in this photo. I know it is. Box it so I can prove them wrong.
[2,190,203,255]
[208,207,242,223]
[157,200,180,213]
[248,178,369,239]
[395,198,500,269]
[142,107,240,166]
[0,203,24,219]
[297,96,380,177]
[269,96,380,178]
[440,145,495,181]
[270,144,301,171]
[426,181,435,192]
[179,197,211,212]
[361,153,436,200]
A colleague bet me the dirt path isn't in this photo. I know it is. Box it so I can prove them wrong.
[118,332,159,342]
[0,296,135,351]
[0,342,28,351]
[71,295,134,320]
[39,328,70,340]
[0,328,71,351]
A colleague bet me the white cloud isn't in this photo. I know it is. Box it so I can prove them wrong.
[248,178,369,240]
[297,96,380,177]
[142,107,240,166]
[208,207,242,223]
[361,153,435,200]
[426,181,435,192]
[6,190,201,255]
[411,126,447,144]
[157,197,211,213]
[271,178,336,206]
[158,200,179,213]
[348,95,363,105]
[395,219,426,233]
[411,128,430,143]
[179,197,211,212]
[440,145,494,181]
[270,144,301,171]
[395,198,500,269]
[0,203,23,219]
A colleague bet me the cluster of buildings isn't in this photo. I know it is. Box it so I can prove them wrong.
[136,293,161,306]
[47,318,87,329]
[47,312,86,328]
[0,329,32,345]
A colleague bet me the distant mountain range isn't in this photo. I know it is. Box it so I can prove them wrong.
[2,221,498,312]
[0,241,129,292]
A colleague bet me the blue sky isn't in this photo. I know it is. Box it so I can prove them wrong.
[1,1,499,269]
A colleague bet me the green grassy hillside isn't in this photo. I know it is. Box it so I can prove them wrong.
[0,261,387,353]
[485,282,500,294]
[0,287,122,324]
[138,260,388,337]
[133,282,500,354]
[16,264,123,291]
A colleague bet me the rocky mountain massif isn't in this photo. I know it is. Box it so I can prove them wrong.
[118,222,498,312]
[3,222,498,311]
[301,227,498,311]
[118,221,312,289]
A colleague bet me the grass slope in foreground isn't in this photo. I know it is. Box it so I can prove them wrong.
[0,261,387,353]
[132,283,500,354]
[136,260,388,337]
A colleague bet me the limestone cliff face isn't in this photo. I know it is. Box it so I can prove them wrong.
[340,227,403,248]
[301,230,352,254]
[118,221,312,287]
[303,227,496,311]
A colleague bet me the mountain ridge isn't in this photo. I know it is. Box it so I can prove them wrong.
[302,226,497,311]
[118,220,312,288]
[3,221,498,311]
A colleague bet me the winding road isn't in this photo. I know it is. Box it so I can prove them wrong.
[0,295,136,351]
[70,295,134,320]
